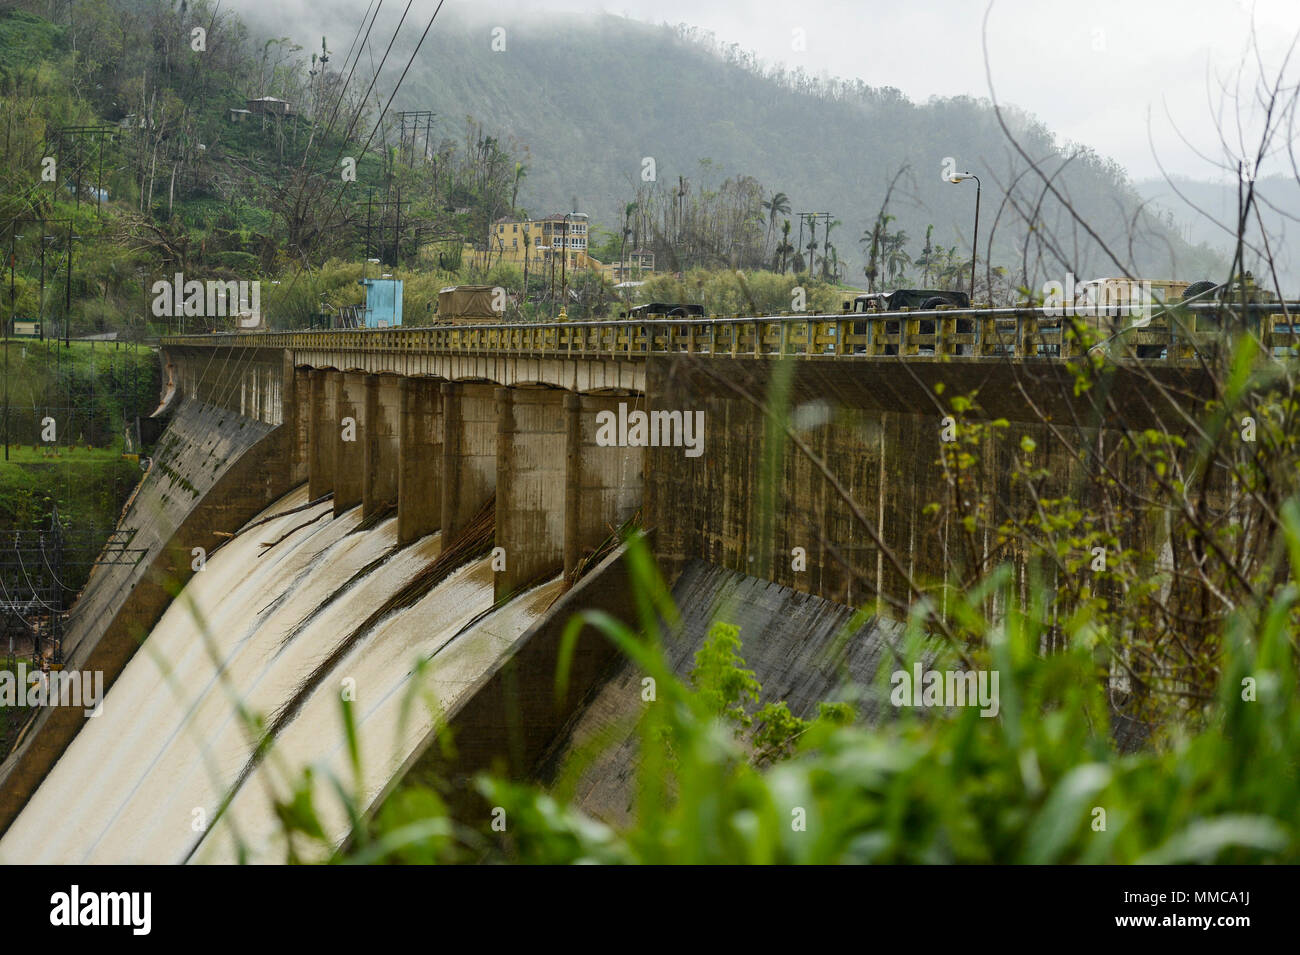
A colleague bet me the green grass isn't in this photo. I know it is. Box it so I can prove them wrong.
[0,340,155,595]
[0,9,66,70]
[0,446,132,463]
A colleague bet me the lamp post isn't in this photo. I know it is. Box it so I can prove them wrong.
[545,245,557,320]
[948,172,981,301]
[561,213,572,318]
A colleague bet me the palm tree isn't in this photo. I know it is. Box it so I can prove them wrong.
[860,213,895,292]
[762,191,791,256]
[934,245,967,290]
[918,225,935,286]
[620,201,637,280]
[775,219,793,273]
[884,230,911,284]
[511,162,528,214]
[826,244,841,283]
[821,218,841,280]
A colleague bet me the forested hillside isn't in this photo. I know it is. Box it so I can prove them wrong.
[0,0,522,334]
[234,2,1227,285]
[1,0,1229,340]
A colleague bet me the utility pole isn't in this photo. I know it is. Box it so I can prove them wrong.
[8,224,15,321]
[64,222,73,346]
[796,214,806,273]
[808,214,817,277]
[522,239,530,311]
[394,110,435,165]
[365,187,373,261]
[547,247,556,319]
[55,126,114,218]
[39,231,46,342]
[3,309,8,462]
[394,186,402,269]
[818,213,832,279]
[359,192,409,268]
[3,225,9,461]
[677,175,685,244]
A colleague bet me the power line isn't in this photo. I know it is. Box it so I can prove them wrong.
[266,0,450,323]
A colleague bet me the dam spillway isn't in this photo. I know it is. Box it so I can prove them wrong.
[0,485,562,864]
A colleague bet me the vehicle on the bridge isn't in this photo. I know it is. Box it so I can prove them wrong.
[845,289,973,356]
[624,302,706,319]
[435,284,502,324]
[1067,277,1189,358]
[1073,277,1189,317]
[1074,275,1278,358]
[849,289,971,313]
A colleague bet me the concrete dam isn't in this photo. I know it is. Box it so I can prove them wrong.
[0,317,1209,860]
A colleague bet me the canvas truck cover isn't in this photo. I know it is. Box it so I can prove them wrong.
[438,285,500,322]
[627,302,705,317]
[854,290,970,311]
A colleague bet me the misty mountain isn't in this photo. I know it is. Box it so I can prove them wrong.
[1133,175,1300,293]
[237,2,1226,286]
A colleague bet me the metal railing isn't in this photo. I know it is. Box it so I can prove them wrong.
[159,305,1300,363]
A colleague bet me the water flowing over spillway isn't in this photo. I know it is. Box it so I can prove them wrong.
[0,486,562,864]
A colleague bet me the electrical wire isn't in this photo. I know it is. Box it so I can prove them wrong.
[14,547,60,614]
[264,0,449,321]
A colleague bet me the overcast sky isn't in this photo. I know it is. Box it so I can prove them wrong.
[234,0,1300,184]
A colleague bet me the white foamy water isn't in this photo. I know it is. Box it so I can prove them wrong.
[0,485,561,864]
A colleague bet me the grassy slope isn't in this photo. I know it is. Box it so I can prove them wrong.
[0,341,159,599]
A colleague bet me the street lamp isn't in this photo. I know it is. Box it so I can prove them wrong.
[538,245,554,319]
[561,213,573,318]
[948,172,981,302]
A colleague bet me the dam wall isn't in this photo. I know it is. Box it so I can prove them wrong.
[0,394,297,834]
[640,355,1198,611]
[0,338,1214,848]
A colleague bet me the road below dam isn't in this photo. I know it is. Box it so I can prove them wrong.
[0,485,562,864]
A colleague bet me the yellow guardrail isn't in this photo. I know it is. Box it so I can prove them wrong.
[158,308,1300,362]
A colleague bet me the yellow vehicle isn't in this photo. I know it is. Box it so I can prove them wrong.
[1068,277,1198,357]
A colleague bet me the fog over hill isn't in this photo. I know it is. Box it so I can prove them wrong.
[1134,175,1300,294]
[233,1,1228,285]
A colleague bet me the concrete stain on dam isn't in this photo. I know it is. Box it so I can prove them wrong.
[534,559,904,826]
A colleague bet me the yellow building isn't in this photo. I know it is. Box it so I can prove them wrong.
[479,213,601,272]
[465,212,658,283]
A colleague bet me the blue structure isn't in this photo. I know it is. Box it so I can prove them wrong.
[358,278,403,328]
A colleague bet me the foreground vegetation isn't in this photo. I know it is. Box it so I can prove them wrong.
[244,527,1297,864]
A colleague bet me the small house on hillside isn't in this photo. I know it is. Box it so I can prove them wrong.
[246,97,295,118]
